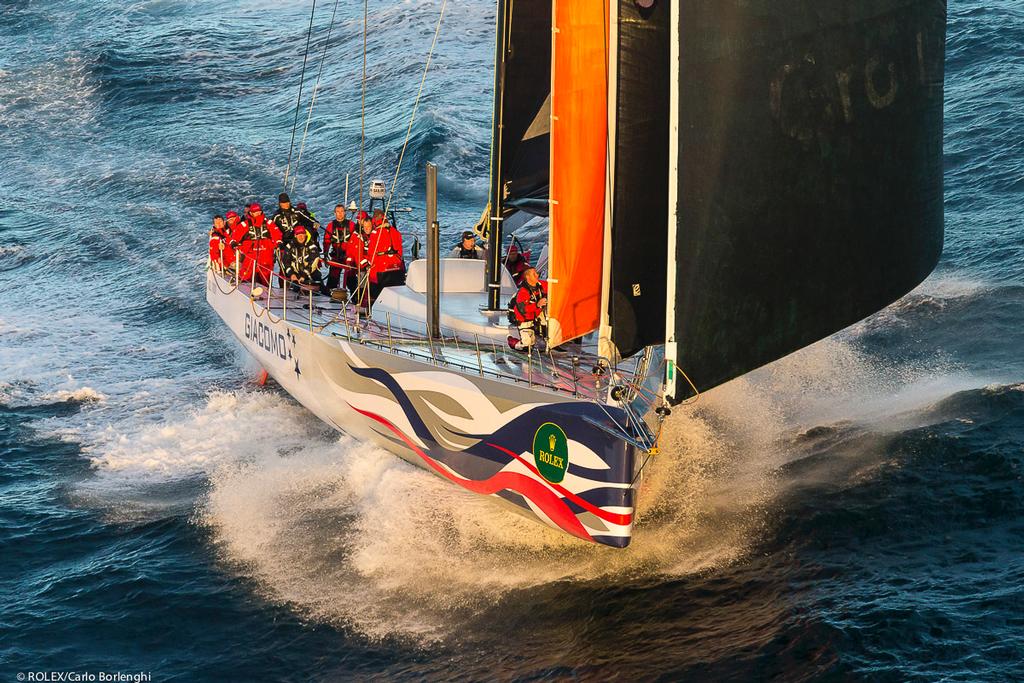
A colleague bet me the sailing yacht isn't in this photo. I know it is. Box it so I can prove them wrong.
[207,0,947,548]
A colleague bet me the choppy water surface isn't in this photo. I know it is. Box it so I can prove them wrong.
[2,1,1023,680]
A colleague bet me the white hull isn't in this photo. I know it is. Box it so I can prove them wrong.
[207,271,646,547]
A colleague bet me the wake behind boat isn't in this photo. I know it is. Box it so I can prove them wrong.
[207,0,947,548]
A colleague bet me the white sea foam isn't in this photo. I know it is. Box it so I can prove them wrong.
[41,387,107,404]
[192,383,777,643]
[85,389,319,481]
[78,330,998,642]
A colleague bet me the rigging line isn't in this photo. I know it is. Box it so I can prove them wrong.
[384,0,449,218]
[290,0,343,194]
[359,0,368,210]
[485,0,512,241]
[484,0,500,237]
[284,0,319,189]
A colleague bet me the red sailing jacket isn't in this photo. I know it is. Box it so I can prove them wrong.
[209,226,231,267]
[232,212,282,281]
[513,280,548,323]
[345,229,369,269]
[367,225,404,281]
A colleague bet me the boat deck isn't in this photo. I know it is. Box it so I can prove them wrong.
[226,276,655,406]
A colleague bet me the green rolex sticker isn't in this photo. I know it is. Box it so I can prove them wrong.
[533,422,569,484]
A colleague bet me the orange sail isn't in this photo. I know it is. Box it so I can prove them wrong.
[547,0,608,347]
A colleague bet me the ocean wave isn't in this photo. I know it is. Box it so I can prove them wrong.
[0,53,100,136]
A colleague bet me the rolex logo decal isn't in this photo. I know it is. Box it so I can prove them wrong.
[533,423,569,484]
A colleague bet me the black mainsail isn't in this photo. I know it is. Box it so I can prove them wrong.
[607,0,672,358]
[665,0,947,402]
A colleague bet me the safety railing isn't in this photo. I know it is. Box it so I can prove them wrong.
[209,253,649,403]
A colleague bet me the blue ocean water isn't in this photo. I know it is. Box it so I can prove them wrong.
[1,0,1022,680]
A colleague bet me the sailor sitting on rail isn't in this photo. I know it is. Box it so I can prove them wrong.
[231,203,281,285]
[450,230,484,259]
[279,225,323,292]
[507,267,548,352]
[208,214,232,272]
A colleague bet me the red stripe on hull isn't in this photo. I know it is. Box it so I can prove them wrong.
[348,404,594,542]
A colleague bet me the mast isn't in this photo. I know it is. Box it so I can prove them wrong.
[597,0,619,362]
[485,0,509,311]
[664,0,680,402]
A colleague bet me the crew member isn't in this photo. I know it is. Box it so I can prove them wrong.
[323,204,356,291]
[232,202,281,284]
[345,212,375,303]
[221,211,242,271]
[504,242,530,287]
[507,267,547,352]
[450,230,484,259]
[271,192,302,240]
[208,215,231,271]
[367,218,405,299]
[295,201,320,245]
[279,225,323,291]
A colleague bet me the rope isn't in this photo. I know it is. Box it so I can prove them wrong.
[630,419,664,486]
[290,0,343,194]
[353,0,448,315]
[675,365,701,405]
[384,0,448,217]
[209,265,240,296]
[358,0,368,210]
[284,0,319,190]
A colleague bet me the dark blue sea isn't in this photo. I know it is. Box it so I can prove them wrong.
[1,1,1022,680]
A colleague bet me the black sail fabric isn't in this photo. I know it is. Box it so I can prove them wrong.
[609,0,671,357]
[498,0,551,217]
[668,0,947,402]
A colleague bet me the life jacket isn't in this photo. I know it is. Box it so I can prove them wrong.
[324,218,355,258]
[280,236,321,281]
[241,211,282,244]
[368,226,404,281]
[272,207,302,238]
[508,280,547,325]
[235,212,281,282]
[209,225,231,267]
[456,245,483,259]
